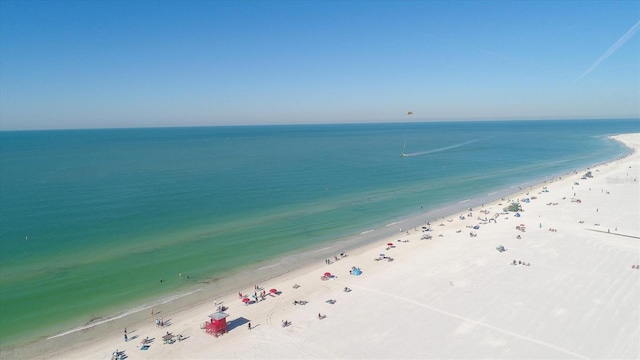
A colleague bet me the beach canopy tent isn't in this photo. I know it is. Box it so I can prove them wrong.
[206,312,229,336]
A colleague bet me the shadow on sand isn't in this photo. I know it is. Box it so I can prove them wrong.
[226,317,250,331]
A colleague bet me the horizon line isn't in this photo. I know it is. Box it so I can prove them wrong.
[1,117,639,132]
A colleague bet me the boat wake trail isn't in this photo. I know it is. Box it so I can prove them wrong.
[403,138,488,157]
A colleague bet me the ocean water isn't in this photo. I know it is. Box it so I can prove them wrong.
[0,119,638,347]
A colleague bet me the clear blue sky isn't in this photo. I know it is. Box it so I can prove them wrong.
[1,0,638,130]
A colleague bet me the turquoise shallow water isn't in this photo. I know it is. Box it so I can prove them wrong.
[0,119,638,347]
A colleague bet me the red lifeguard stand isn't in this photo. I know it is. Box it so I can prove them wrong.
[206,312,229,337]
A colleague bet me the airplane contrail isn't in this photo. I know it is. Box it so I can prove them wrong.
[572,20,640,86]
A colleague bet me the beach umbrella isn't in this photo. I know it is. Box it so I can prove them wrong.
[387,243,393,246]
[242,297,250,303]
[270,288,278,293]
[380,254,385,257]
[324,272,332,277]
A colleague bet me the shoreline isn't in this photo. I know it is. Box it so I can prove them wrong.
[0,124,632,348]
[3,133,638,359]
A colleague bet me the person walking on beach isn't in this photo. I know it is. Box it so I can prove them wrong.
[248,322,251,330]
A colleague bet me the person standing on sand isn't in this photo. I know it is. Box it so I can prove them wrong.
[248,322,251,330]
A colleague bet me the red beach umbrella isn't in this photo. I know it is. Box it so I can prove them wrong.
[242,297,250,303]
[387,243,393,246]
[270,288,278,293]
[324,272,332,277]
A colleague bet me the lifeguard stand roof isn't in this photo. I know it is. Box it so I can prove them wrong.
[208,312,229,320]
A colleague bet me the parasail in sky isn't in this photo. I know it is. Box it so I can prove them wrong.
[407,111,413,115]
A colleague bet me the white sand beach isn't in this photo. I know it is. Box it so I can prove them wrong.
[13,134,640,359]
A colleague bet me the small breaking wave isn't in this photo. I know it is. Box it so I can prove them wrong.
[47,289,202,340]
[257,263,281,271]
